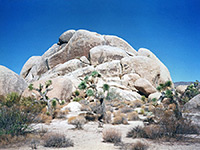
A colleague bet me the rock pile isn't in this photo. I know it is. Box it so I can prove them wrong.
[19,29,172,101]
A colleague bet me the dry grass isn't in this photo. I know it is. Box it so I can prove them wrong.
[130,100,144,108]
[112,113,128,125]
[120,106,134,114]
[102,128,122,143]
[127,111,139,121]
[43,133,73,148]
[68,116,86,129]
[105,111,112,124]
[81,104,92,111]
[129,141,148,150]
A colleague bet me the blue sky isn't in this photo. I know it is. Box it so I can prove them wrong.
[0,0,199,82]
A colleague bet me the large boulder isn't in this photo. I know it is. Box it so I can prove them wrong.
[138,48,173,85]
[95,60,122,77]
[183,94,200,127]
[44,59,87,77]
[121,56,161,87]
[90,45,129,66]
[58,29,76,44]
[134,78,157,96]
[121,73,140,91]
[183,94,200,113]
[104,35,137,56]
[22,77,72,101]
[0,65,27,96]
[20,56,48,82]
[42,43,60,59]
[61,102,82,112]
[148,92,162,101]
[110,87,141,101]
[176,85,188,94]
[48,30,105,68]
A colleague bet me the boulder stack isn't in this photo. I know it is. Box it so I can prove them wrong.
[20,29,173,101]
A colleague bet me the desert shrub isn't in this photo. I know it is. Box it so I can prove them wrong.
[130,100,144,108]
[180,80,200,104]
[129,141,148,150]
[44,133,73,148]
[112,113,128,125]
[127,126,147,138]
[127,113,199,140]
[68,116,86,129]
[0,106,34,136]
[102,128,121,143]
[120,106,134,114]
[20,96,45,114]
[81,104,92,111]
[0,93,39,137]
[1,92,21,107]
[106,88,122,101]
[127,112,139,121]
[104,111,112,124]
[73,97,82,102]
[159,111,199,136]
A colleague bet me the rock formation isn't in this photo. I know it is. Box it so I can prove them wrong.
[0,65,27,96]
[20,29,173,101]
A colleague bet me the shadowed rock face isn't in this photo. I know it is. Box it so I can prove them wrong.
[19,29,173,100]
[0,65,27,96]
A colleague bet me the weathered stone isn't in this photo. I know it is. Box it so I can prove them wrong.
[104,35,137,56]
[20,56,48,82]
[42,43,60,58]
[48,30,105,69]
[61,102,82,112]
[0,65,27,96]
[183,94,200,113]
[95,60,122,77]
[120,57,135,75]
[183,94,200,127]
[69,66,95,78]
[90,45,129,66]
[134,78,157,96]
[110,87,141,101]
[132,56,160,87]
[138,48,173,85]
[148,92,162,101]
[47,59,86,77]
[59,29,76,44]
[121,73,140,91]
[48,44,68,69]
[176,85,188,94]
[22,77,72,101]
[80,56,90,65]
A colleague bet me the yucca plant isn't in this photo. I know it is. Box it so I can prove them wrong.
[28,80,59,116]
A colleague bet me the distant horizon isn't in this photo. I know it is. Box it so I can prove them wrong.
[0,0,199,82]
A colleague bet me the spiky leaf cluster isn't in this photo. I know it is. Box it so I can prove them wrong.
[156,81,172,92]
[103,84,110,92]
[86,89,94,96]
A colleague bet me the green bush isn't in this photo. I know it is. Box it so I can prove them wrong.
[181,80,200,104]
[0,93,43,137]
[1,92,21,107]
[86,89,94,96]
[0,106,34,136]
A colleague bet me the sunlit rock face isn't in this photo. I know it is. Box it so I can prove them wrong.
[20,29,173,100]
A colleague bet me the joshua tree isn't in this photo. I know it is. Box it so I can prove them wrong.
[78,71,110,126]
[157,81,182,118]
[28,80,58,116]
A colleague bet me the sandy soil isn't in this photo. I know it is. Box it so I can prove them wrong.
[1,113,200,150]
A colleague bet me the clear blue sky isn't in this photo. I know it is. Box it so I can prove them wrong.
[0,0,199,82]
